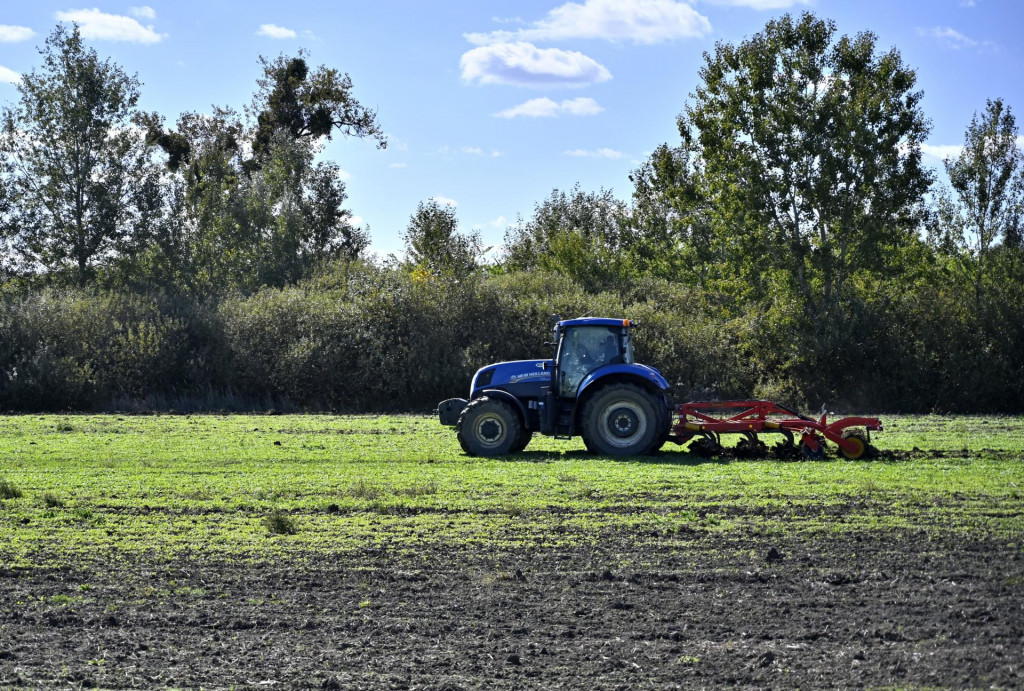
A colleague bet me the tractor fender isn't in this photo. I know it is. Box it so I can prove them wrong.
[478,389,530,429]
[571,365,671,431]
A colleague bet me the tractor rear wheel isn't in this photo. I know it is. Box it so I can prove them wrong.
[510,429,533,453]
[457,397,522,456]
[581,384,661,456]
[649,403,672,453]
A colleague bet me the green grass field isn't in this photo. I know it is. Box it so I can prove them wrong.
[2,413,1021,569]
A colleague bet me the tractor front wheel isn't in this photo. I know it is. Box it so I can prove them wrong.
[581,384,661,456]
[456,397,522,457]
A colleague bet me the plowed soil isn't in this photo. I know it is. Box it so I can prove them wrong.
[2,526,1021,689]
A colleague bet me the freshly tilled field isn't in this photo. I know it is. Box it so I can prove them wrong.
[0,414,1022,688]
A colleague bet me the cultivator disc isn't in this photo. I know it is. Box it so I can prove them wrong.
[688,432,722,457]
[772,429,801,459]
[734,432,768,458]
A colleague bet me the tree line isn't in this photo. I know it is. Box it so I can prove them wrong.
[1,14,1022,413]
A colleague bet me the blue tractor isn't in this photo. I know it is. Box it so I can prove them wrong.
[437,317,672,456]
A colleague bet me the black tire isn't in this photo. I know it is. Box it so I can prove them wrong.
[580,383,661,456]
[650,402,672,453]
[510,429,533,453]
[456,397,522,457]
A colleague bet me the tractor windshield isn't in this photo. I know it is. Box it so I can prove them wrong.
[557,325,630,397]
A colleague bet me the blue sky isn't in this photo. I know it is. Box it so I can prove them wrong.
[1,0,1022,257]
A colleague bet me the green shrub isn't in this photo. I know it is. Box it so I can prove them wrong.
[264,510,299,535]
[0,478,23,499]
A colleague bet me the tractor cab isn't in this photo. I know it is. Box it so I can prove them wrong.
[552,318,635,399]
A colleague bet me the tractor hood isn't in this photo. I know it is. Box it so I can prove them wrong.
[471,359,552,398]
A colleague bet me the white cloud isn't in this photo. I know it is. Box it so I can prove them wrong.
[562,97,604,116]
[257,24,297,39]
[1017,136,1024,149]
[473,215,508,230]
[461,42,611,88]
[495,97,560,118]
[564,148,625,159]
[491,149,503,157]
[430,196,458,207]
[0,65,20,84]
[129,5,156,19]
[916,26,996,51]
[350,215,364,226]
[55,9,164,43]
[462,146,484,155]
[389,162,407,169]
[466,0,710,45]
[0,25,35,42]
[494,96,604,118]
[702,0,810,9]
[921,143,964,161]
[384,134,409,151]
[337,169,352,181]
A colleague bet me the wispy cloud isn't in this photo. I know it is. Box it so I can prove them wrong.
[494,97,604,118]
[430,195,458,207]
[461,42,611,88]
[129,6,156,20]
[55,9,164,43]
[0,25,35,42]
[473,215,508,230]
[916,26,996,51]
[257,23,297,39]
[0,65,21,85]
[921,143,964,161]
[466,0,710,45]
[384,134,409,152]
[564,148,624,159]
[702,0,810,9]
[458,146,506,157]
[389,162,407,169]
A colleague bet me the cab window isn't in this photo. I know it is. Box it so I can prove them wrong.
[557,326,623,397]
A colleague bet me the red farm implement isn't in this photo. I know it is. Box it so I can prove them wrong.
[669,400,883,459]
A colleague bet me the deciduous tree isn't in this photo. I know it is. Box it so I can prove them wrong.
[503,185,634,292]
[647,13,933,319]
[935,98,1024,303]
[402,200,481,278]
[0,25,156,285]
